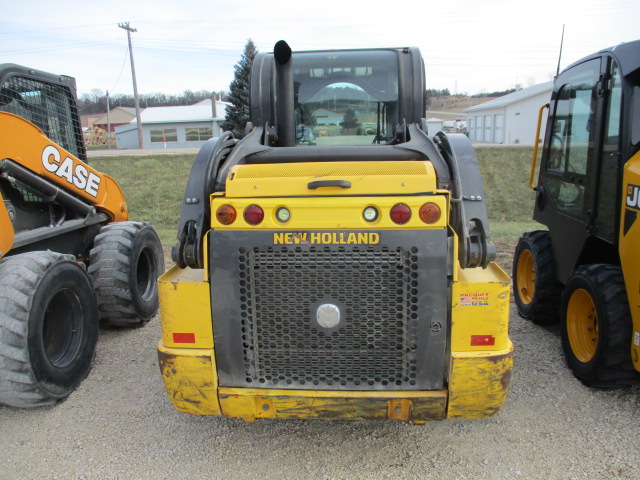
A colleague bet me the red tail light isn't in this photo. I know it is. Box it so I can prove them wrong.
[419,202,441,224]
[390,203,411,224]
[244,205,264,225]
[216,204,237,225]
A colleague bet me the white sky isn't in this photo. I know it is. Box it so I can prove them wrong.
[2,0,638,98]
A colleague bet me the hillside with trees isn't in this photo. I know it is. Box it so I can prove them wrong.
[77,89,228,116]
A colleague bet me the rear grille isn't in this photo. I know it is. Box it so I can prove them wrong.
[237,245,420,389]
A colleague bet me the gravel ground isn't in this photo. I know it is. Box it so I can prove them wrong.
[2,296,639,480]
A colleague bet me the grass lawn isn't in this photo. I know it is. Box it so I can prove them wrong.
[90,145,544,267]
[91,154,194,250]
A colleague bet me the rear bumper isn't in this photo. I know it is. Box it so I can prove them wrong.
[157,341,513,421]
[157,261,513,421]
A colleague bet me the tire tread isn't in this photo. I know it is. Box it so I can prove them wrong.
[513,230,562,324]
[0,251,77,407]
[561,264,636,388]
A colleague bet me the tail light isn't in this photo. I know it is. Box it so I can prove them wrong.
[419,202,441,224]
[390,203,411,224]
[216,204,237,225]
[244,205,264,225]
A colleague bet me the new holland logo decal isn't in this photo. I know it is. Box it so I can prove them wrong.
[273,232,380,245]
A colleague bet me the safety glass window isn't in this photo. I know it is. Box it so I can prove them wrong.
[545,59,600,217]
[292,51,399,146]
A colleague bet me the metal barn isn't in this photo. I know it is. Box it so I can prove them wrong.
[115,99,229,149]
[465,82,552,144]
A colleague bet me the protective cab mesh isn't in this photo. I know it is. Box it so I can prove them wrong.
[238,245,420,389]
[0,75,83,159]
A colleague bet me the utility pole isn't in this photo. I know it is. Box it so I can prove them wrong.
[118,22,144,148]
[106,90,111,150]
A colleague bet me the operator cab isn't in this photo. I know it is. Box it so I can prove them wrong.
[292,50,400,145]
[250,43,425,148]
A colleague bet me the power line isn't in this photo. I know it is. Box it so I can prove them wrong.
[0,22,116,35]
[109,46,130,93]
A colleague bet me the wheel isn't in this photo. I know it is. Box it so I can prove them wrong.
[0,252,99,407]
[560,264,636,388]
[512,231,562,324]
[88,221,164,327]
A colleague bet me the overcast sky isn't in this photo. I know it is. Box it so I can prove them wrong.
[2,0,638,98]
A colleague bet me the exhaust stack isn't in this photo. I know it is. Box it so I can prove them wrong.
[273,40,295,147]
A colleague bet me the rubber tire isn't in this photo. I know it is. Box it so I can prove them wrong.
[0,251,99,407]
[88,221,164,327]
[560,264,636,388]
[512,231,562,324]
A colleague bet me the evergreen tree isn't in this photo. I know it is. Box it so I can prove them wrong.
[222,39,258,139]
[339,108,361,134]
[299,103,317,128]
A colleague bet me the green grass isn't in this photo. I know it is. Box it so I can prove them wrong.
[89,146,544,261]
[86,144,116,151]
[475,145,538,222]
[90,154,195,250]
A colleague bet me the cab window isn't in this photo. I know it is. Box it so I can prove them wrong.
[545,59,600,217]
[293,51,399,146]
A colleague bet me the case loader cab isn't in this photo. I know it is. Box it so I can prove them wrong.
[0,64,86,161]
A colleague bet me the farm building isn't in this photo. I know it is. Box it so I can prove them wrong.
[426,117,444,135]
[312,108,343,126]
[465,82,552,144]
[93,107,137,132]
[115,99,230,149]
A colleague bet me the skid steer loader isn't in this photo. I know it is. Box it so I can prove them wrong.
[513,40,640,388]
[157,41,513,421]
[0,64,164,407]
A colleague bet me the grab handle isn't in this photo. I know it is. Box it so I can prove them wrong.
[530,103,549,190]
[308,180,352,189]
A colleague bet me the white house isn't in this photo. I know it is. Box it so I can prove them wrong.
[465,82,552,144]
[426,117,444,135]
[115,99,230,149]
[313,108,343,126]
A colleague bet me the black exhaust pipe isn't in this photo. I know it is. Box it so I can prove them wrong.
[273,40,295,147]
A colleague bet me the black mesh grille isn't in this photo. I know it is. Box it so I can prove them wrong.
[238,245,420,389]
[0,75,83,159]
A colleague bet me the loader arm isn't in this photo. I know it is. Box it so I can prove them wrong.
[0,111,128,222]
[0,190,13,257]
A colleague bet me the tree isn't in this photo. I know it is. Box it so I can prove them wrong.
[299,104,317,128]
[339,108,361,134]
[222,39,258,139]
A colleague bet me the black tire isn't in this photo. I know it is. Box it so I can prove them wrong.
[512,231,562,324]
[88,221,164,327]
[560,264,636,388]
[0,251,99,407]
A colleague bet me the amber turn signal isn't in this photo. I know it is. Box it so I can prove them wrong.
[419,202,441,224]
[216,204,237,225]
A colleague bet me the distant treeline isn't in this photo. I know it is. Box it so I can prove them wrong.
[424,88,516,109]
[471,89,517,98]
[77,89,229,115]
[426,88,517,99]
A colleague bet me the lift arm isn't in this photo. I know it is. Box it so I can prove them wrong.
[0,112,128,223]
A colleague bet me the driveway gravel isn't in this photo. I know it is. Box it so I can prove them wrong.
[1,298,639,480]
